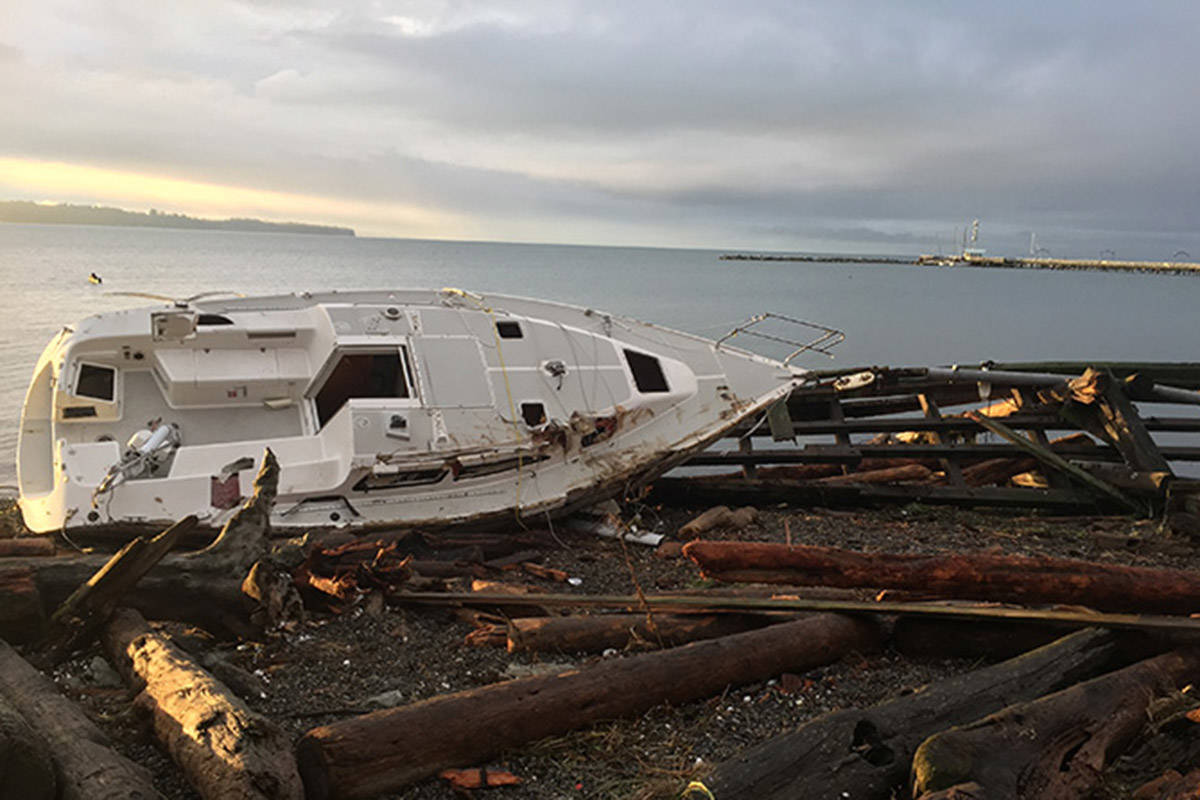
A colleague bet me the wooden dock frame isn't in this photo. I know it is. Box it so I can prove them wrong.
[660,362,1200,516]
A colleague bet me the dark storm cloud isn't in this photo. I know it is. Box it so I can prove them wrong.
[3,0,1199,249]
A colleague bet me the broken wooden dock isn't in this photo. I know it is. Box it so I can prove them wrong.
[666,362,1200,517]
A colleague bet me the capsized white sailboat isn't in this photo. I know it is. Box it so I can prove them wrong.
[17,289,837,534]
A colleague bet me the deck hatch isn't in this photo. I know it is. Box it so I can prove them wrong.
[623,349,670,393]
[315,348,413,427]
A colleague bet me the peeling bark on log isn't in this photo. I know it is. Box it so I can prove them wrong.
[700,628,1122,800]
[911,649,1200,800]
[684,541,1200,614]
[37,515,198,665]
[0,639,161,800]
[506,612,788,654]
[0,692,56,800]
[297,613,882,800]
[101,608,302,800]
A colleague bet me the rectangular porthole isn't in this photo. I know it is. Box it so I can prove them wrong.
[623,349,669,393]
[521,401,546,426]
[496,320,523,339]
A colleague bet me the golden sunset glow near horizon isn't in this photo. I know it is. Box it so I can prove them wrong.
[2,1,1199,254]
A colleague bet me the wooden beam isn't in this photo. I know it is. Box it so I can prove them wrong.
[390,590,1200,637]
[966,411,1146,514]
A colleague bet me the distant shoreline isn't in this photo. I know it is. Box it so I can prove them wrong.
[0,201,355,237]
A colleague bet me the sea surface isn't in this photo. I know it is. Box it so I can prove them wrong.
[3,222,1199,486]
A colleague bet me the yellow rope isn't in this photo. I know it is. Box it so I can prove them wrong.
[442,288,525,519]
[682,781,715,799]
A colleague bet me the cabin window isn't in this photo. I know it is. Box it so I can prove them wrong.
[197,314,234,326]
[521,402,546,427]
[315,349,411,427]
[496,320,523,339]
[623,349,669,393]
[353,468,447,492]
[75,363,116,401]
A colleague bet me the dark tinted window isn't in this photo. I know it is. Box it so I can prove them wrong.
[316,352,410,427]
[76,364,115,401]
[496,320,523,339]
[521,402,546,426]
[623,349,669,393]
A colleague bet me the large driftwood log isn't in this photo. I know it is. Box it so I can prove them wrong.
[911,649,1200,799]
[0,450,279,637]
[684,541,1200,614]
[297,613,882,800]
[37,515,197,665]
[102,608,302,800]
[0,639,162,800]
[0,692,56,800]
[506,612,787,654]
[699,628,1122,800]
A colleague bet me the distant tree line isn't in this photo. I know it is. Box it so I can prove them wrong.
[0,200,355,236]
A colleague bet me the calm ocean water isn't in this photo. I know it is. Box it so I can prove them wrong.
[3,222,1198,485]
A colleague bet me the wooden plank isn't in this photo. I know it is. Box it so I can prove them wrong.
[967,412,1146,514]
[918,393,966,487]
[391,590,1200,637]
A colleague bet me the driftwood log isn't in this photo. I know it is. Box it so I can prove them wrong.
[699,628,1122,800]
[0,691,56,800]
[911,649,1200,799]
[297,613,882,800]
[37,515,197,665]
[0,450,280,638]
[0,639,161,800]
[505,612,787,654]
[102,608,302,800]
[684,541,1200,614]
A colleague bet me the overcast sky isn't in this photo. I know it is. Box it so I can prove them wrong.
[2,1,1198,255]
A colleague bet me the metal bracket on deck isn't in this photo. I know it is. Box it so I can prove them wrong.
[714,313,845,364]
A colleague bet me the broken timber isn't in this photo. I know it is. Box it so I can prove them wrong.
[676,361,1200,514]
[911,648,1200,799]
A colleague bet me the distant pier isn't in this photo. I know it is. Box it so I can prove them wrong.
[720,253,915,264]
[914,253,1200,275]
[720,252,1200,275]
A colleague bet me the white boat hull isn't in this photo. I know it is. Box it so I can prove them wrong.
[17,289,801,533]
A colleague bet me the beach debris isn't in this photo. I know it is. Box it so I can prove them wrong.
[683,540,1200,614]
[0,638,161,800]
[700,628,1120,800]
[101,607,303,800]
[294,613,880,799]
[911,649,1200,800]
